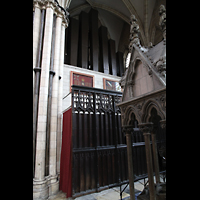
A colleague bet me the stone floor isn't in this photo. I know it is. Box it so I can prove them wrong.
[48,176,165,200]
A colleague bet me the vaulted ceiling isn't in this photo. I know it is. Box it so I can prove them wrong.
[62,0,166,53]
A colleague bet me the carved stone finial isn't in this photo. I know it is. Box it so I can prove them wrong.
[159,5,166,40]
[129,14,140,51]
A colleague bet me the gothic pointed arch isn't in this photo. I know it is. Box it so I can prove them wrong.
[141,99,165,123]
[123,105,141,125]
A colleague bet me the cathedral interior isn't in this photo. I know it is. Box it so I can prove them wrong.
[33,0,166,199]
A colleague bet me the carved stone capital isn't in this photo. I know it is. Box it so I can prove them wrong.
[62,16,69,28]
[33,0,69,28]
[122,125,134,135]
[33,0,45,10]
[160,119,166,129]
[138,122,153,134]
[33,67,41,73]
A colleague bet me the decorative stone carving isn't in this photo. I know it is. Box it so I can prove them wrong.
[129,14,140,51]
[122,125,134,135]
[138,122,153,134]
[159,5,166,39]
[156,93,166,111]
[160,119,166,129]
[33,0,69,27]
[127,80,135,86]
[156,56,166,78]
[148,68,153,76]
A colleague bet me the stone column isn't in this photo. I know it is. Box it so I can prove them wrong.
[138,123,156,200]
[56,20,67,176]
[33,6,46,178]
[99,26,109,74]
[34,2,54,181]
[33,2,41,94]
[122,125,135,200]
[33,0,69,199]
[47,10,64,196]
[49,12,62,179]
[33,3,54,199]
[151,128,160,184]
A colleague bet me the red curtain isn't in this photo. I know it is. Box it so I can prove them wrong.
[59,108,72,198]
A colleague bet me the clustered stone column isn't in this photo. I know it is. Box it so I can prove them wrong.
[33,0,69,199]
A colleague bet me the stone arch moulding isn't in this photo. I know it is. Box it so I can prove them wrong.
[123,105,142,125]
[141,99,166,123]
[128,56,142,81]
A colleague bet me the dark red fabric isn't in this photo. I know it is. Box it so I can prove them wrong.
[59,108,72,197]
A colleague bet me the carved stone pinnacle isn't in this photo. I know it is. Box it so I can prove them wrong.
[129,14,140,51]
[159,5,166,39]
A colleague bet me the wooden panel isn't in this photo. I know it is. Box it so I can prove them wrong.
[116,51,124,77]
[78,11,89,69]
[68,18,79,66]
[89,9,99,71]
[108,39,117,76]
[99,26,109,74]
